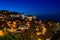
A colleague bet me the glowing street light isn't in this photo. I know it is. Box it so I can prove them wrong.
[0,30,4,36]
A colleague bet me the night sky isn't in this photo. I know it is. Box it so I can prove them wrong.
[0,0,60,21]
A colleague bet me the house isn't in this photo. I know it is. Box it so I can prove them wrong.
[25,15,33,21]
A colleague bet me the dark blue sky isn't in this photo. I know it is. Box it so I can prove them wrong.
[0,0,60,16]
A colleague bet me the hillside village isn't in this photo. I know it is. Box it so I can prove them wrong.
[0,10,60,40]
